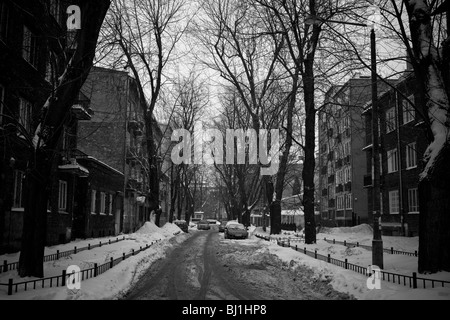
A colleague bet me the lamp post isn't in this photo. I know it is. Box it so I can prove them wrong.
[305,14,383,269]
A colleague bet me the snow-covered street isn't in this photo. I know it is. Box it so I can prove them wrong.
[1,222,448,300]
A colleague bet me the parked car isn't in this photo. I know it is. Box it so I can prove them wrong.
[207,219,220,226]
[173,220,189,233]
[197,220,211,230]
[218,221,227,233]
[224,223,248,239]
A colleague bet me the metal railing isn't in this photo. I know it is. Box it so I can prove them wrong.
[1,236,129,274]
[0,239,161,295]
[254,233,450,290]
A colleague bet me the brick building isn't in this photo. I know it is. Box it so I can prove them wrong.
[362,74,426,236]
[77,66,170,233]
[318,76,374,227]
[0,0,124,252]
[318,75,397,227]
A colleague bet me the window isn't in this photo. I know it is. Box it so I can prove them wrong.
[19,98,32,132]
[100,192,106,214]
[389,190,400,214]
[344,141,351,156]
[61,127,67,150]
[406,142,417,169]
[91,190,96,214]
[0,84,4,125]
[403,95,415,124]
[49,0,61,24]
[45,60,53,84]
[328,185,335,199]
[0,2,9,42]
[346,194,352,209]
[386,108,396,133]
[408,188,419,213]
[13,170,25,209]
[337,196,345,210]
[336,169,341,185]
[23,26,39,67]
[58,180,67,212]
[387,149,398,173]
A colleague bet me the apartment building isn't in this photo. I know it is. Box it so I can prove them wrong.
[362,74,426,236]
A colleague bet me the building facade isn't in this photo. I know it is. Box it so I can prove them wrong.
[0,0,124,253]
[318,75,398,227]
[318,76,374,227]
[362,74,426,236]
[77,66,152,233]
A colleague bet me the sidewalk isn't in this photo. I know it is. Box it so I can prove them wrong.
[0,222,189,299]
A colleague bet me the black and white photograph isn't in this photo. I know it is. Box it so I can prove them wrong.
[0,0,449,304]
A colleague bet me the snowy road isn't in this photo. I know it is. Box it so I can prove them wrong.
[122,229,353,300]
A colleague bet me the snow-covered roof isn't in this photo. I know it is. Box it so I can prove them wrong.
[281,209,304,216]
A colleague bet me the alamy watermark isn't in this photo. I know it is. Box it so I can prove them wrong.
[66,265,81,290]
[366,265,381,290]
[171,122,279,175]
[67,5,81,30]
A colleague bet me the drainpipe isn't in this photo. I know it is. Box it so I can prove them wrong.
[395,90,405,236]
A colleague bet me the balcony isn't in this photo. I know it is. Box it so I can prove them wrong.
[328,174,335,183]
[327,152,334,161]
[327,128,333,137]
[328,199,335,208]
[363,174,372,188]
[345,128,350,137]
[128,119,144,136]
[345,182,352,191]
[126,178,138,191]
[71,92,92,120]
[126,146,143,161]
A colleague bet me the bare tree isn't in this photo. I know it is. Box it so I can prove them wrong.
[396,0,450,273]
[99,0,189,225]
[12,0,110,277]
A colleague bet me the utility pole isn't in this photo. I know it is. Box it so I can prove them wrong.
[371,28,384,269]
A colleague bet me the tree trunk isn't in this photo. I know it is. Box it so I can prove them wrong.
[418,146,450,273]
[18,152,51,278]
[302,61,317,244]
[146,117,160,226]
[405,0,450,273]
[418,181,450,273]
[17,0,110,277]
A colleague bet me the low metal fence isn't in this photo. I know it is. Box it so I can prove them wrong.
[1,236,129,274]
[254,233,450,290]
[1,240,161,295]
[270,233,418,257]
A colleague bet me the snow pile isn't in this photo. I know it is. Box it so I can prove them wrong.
[320,224,373,235]
[0,223,191,300]
[256,227,450,300]
[161,222,183,236]
[134,222,165,241]
[134,221,182,240]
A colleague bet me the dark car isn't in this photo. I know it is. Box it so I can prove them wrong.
[197,220,211,230]
[174,220,189,233]
[218,221,226,233]
[224,223,248,239]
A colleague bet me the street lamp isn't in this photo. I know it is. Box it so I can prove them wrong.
[305,14,384,269]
